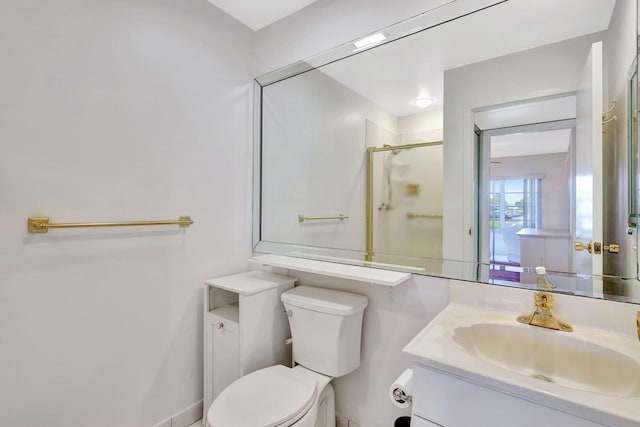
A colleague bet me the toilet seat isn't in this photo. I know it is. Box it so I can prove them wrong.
[207,365,318,427]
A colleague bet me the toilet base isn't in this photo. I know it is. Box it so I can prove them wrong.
[287,365,335,427]
[290,382,335,427]
[314,382,336,427]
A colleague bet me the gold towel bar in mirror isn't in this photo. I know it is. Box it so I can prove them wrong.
[298,214,349,223]
[27,216,194,233]
[406,213,444,219]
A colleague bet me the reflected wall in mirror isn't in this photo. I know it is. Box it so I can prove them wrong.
[255,0,640,303]
[629,58,639,232]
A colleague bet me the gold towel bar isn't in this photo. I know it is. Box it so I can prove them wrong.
[298,214,349,223]
[27,216,194,233]
[406,213,443,219]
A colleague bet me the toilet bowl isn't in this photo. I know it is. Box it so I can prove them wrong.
[207,365,334,427]
[206,286,368,427]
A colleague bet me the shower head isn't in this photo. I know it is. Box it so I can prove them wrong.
[383,144,401,155]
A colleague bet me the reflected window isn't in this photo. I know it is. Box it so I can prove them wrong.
[488,178,541,264]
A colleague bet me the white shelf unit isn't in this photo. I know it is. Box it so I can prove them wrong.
[202,271,296,420]
[249,254,412,287]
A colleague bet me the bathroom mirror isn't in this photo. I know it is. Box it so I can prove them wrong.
[629,58,638,229]
[254,0,640,303]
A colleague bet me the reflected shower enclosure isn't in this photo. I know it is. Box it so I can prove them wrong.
[367,141,443,267]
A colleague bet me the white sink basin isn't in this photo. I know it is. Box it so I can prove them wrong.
[404,302,640,426]
[453,322,640,397]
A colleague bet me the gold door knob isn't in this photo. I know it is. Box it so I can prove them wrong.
[574,241,593,253]
[574,241,610,254]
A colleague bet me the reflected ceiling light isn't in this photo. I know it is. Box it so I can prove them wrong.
[353,32,387,49]
[414,97,434,108]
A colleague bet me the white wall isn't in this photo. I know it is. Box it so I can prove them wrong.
[398,110,444,142]
[0,1,254,426]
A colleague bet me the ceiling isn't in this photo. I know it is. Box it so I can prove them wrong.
[207,0,319,31]
[491,128,572,159]
[318,0,616,117]
[474,96,576,131]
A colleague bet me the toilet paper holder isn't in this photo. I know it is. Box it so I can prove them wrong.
[392,387,412,404]
[389,368,413,408]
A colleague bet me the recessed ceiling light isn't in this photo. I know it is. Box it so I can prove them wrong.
[414,98,434,108]
[353,32,387,49]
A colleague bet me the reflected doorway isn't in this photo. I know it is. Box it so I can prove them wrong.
[478,119,576,283]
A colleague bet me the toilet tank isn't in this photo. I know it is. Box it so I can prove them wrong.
[281,286,368,377]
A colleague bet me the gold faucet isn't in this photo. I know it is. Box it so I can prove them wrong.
[517,293,573,332]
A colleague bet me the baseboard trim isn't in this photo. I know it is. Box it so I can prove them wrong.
[151,400,203,427]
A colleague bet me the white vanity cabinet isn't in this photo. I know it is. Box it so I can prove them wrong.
[517,228,571,271]
[411,364,605,427]
[203,271,295,420]
[410,415,440,427]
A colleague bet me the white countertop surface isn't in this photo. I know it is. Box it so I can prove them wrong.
[404,301,640,427]
[205,270,295,296]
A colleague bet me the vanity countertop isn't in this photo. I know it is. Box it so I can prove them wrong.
[404,281,640,427]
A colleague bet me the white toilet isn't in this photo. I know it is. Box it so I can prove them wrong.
[206,285,368,427]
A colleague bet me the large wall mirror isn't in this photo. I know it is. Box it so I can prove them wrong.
[253,0,640,304]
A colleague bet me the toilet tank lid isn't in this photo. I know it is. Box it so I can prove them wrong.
[281,286,368,316]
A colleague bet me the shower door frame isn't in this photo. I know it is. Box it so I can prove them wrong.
[366,141,444,261]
